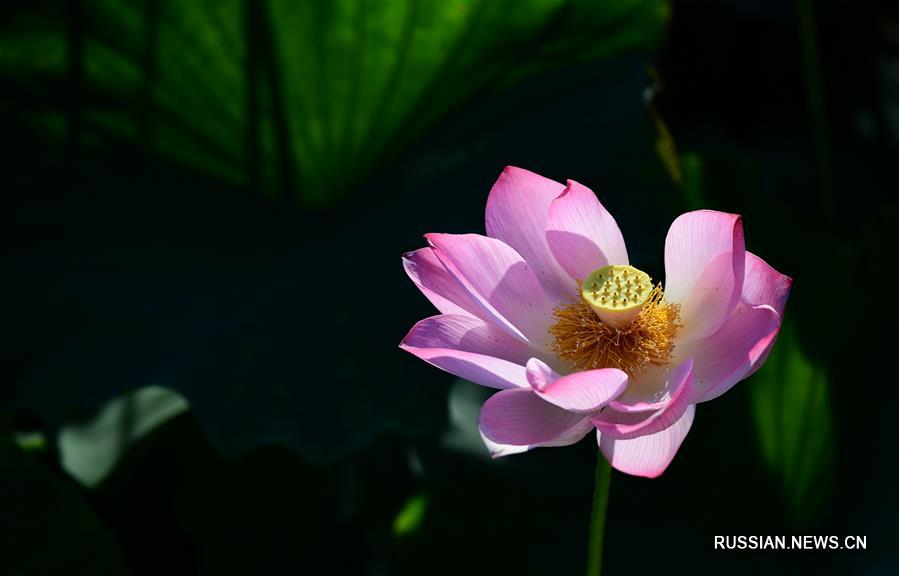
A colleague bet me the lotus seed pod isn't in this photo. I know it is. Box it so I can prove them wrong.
[581,265,654,329]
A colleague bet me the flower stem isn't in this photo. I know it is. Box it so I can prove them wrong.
[586,453,612,576]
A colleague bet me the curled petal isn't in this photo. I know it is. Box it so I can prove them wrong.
[592,358,693,439]
[426,233,555,345]
[664,211,745,340]
[479,388,586,445]
[485,166,573,300]
[546,180,628,282]
[742,251,792,313]
[400,314,532,389]
[526,358,628,413]
[599,405,695,478]
[609,357,691,410]
[738,252,791,378]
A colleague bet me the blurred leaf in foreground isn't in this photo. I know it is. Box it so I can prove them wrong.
[393,491,429,538]
[750,318,834,524]
[58,386,190,487]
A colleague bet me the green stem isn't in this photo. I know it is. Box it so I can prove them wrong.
[586,454,612,576]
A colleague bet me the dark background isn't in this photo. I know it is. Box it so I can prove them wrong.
[2,0,896,574]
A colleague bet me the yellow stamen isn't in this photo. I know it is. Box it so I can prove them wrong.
[549,283,680,378]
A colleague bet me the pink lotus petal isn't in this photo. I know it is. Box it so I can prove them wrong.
[688,303,781,402]
[546,180,629,281]
[426,233,555,346]
[743,251,792,314]
[479,434,530,458]
[735,251,791,380]
[592,358,694,439]
[400,314,533,389]
[606,398,668,413]
[479,388,587,445]
[609,357,690,409]
[664,211,745,340]
[599,405,695,478]
[402,313,536,365]
[402,248,482,317]
[526,358,628,413]
[485,166,574,301]
[480,417,595,458]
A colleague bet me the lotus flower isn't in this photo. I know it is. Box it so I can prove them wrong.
[400,167,791,477]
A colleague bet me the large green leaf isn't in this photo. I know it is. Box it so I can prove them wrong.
[0,0,668,204]
[749,318,834,524]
